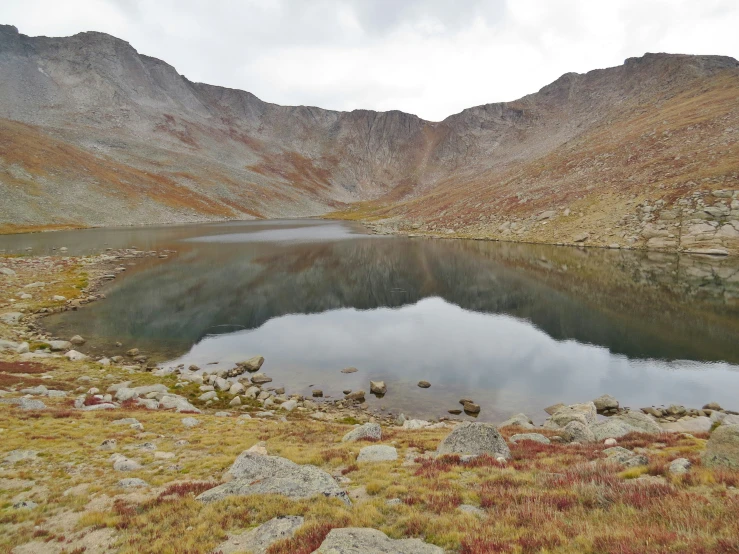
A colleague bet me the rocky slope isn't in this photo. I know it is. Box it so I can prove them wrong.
[1,24,738,252]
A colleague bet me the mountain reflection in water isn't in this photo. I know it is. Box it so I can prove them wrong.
[40,220,739,420]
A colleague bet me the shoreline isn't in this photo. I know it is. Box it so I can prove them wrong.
[1,250,736,429]
[2,215,737,257]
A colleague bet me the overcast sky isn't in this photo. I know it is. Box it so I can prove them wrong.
[2,0,738,120]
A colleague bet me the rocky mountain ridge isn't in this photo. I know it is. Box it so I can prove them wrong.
[1,24,738,253]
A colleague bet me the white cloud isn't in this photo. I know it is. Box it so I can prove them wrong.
[1,0,737,120]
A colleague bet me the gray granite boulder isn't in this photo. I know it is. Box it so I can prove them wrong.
[159,394,201,413]
[342,423,381,443]
[704,424,739,469]
[547,403,597,428]
[437,422,511,459]
[198,452,350,505]
[563,421,596,443]
[211,515,303,554]
[591,418,639,441]
[509,433,550,445]
[604,447,648,467]
[616,411,662,434]
[312,528,443,553]
[357,445,398,462]
[497,413,534,429]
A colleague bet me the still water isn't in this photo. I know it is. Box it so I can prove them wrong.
[5,219,739,422]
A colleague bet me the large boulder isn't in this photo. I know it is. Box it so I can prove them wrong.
[591,419,639,441]
[593,394,619,413]
[497,413,534,429]
[661,417,712,433]
[547,403,597,428]
[159,394,201,413]
[342,423,381,443]
[563,421,596,443]
[603,447,648,467]
[437,422,511,459]
[616,411,662,434]
[312,528,443,554]
[704,424,739,469]
[198,453,350,505]
[212,515,303,554]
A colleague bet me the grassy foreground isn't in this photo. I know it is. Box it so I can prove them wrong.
[1,255,739,554]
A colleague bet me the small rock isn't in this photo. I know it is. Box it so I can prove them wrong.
[229,396,242,407]
[668,458,692,474]
[182,417,200,428]
[251,373,273,385]
[417,381,431,388]
[345,390,366,402]
[118,478,148,488]
[126,348,140,357]
[112,455,142,471]
[237,355,265,372]
[65,350,88,361]
[13,500,38,510]
[48,340,72,351]
[604,438,617,447]
[370,380,386,395]
[100,439,117,451]
[462,402,480,414]
[280,400,298,412]
[357,445,398,462]
[341,367,358,373]
[70,335,86,345]
[312,390,323,397]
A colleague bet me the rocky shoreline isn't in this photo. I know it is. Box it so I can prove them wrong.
[2,250,738,431]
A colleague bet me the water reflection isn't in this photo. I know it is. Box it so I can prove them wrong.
[36,221,739,420]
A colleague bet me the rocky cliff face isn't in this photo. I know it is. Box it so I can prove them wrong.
[1,24,738,253]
